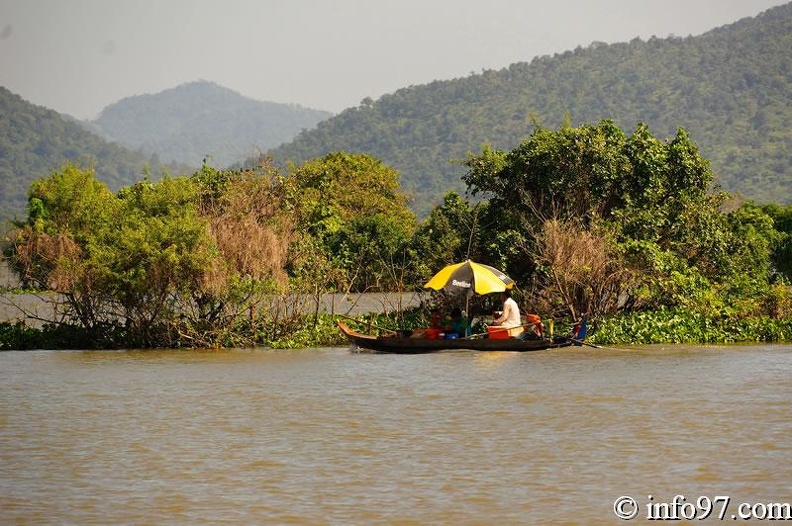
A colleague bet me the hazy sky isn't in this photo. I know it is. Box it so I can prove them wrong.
[0,0,785,119]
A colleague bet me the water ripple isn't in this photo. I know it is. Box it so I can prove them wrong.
[1,345,790,524]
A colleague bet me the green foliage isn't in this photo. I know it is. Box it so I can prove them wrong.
[327,213,414,292]
[0,321,44,350]
[406,191,484,282]
[719,204,778,296]
[593,309,792,345]
[620,240,722,314]
[0,321,126,350]
[5,162,293,348]
[464,121,779,321]
[465,120,636,222]
[265,313,348,349]
[283,152,417,293]
[105,177,213,343]
[464,122,717,234]
[619,200,778,318]
[618,199,779,317]
[761,203,792,280]
[27,162,118,234]
[284,151,414,232]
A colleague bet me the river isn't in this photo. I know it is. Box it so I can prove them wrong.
[1,344,790,524]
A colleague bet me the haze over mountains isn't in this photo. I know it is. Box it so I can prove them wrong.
[1,2,790,221]
[90,82,333,168]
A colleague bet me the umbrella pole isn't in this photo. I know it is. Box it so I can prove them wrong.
[465,292,472,338]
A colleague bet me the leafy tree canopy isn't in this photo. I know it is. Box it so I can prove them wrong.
[281,152,417,292]
[463,121,778,319]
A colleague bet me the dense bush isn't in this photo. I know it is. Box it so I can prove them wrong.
[463,121,785,324]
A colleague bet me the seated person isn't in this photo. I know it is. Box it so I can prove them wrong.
[445,307,469,338]
[520,313,545,340]
[490,290,524,338]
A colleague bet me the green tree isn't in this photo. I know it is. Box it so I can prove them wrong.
[282,152,416,293]
[761,203,792,281]
[6,162,292,347]
[102,176,212,344]
[9,163,122,330]
[462,121,777,318]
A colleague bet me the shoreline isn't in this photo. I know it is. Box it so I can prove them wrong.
[0,291,426,328]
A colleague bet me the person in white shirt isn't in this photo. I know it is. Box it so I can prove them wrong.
[491,290,524,337]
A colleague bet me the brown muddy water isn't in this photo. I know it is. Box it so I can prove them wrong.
[1,344,790,524]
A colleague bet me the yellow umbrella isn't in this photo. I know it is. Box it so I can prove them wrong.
[424,260,515,296]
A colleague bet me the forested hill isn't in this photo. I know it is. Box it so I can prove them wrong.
[0,87,190,223]
[91,81,334,168]
[266,3,792,217]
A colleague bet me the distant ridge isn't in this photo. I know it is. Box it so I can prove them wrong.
[265,2,792,216]
[91,81,333,167]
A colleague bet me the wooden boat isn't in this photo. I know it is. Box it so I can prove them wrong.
[337,321,574,354]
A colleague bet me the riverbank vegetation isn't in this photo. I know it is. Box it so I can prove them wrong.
[3,121,791,349]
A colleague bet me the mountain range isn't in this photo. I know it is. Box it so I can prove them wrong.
[1,2,790,222]
[264,2,792,216]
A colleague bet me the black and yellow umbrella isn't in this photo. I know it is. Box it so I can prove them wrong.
[424,260,515,296]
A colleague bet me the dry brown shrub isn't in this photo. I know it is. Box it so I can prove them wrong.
[209,216,289,281]
[531,218,632,319]
[11,228,84,291]
[201,169,293,290]
[195,241,230,297]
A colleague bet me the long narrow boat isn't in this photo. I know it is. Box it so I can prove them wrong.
[337,321,574,354]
